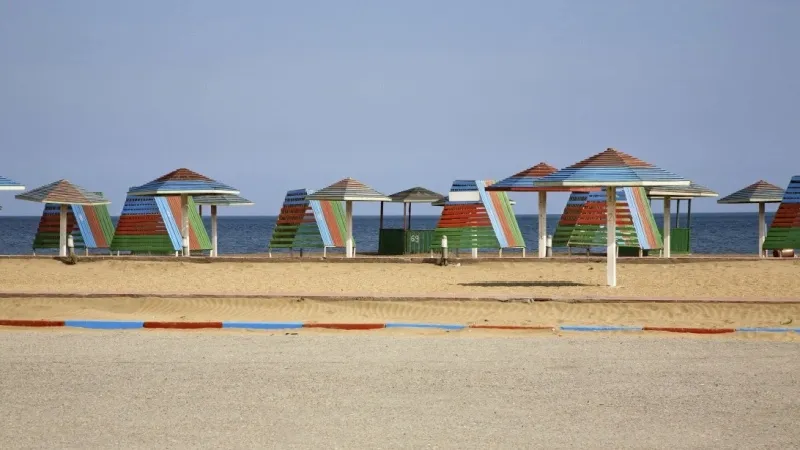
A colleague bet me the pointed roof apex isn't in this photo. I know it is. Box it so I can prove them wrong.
[534,148,690,188]
[388,186,445,203]
[488,161,598,192]
[16,179,110,205]
[128,168,239,196]
[0,175,24,191]
[718,179,785,204]
[306,177,390,202]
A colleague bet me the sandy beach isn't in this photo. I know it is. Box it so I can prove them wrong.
[0,258,798,300]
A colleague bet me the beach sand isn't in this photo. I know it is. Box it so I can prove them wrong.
[0,258,798,300]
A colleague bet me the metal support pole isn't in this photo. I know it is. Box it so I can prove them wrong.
[181,194,190,256]
[345,201,354,258]
[538,191,547,258]
[758,202,766,258]
[663,196,671,258]
[606,188,617,287]
[211,204,218,257]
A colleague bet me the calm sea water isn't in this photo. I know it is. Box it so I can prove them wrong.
[0,213,775,255]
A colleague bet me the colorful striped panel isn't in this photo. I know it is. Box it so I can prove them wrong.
[269,189,348,250]
[763,176,800,250]
[32,196,114,250]
[552,191,591,247]
[431,180,522,250]
[110,195,210,254]
[567,187,662,250]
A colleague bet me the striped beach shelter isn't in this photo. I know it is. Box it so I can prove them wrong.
[647,182,718,256]
[15,180,110,257]
[718,180,785,257]
[307,177,391,258]
[128,168,239,257]
[534,148,690,287]
[487,162,601,258]
[193,194,254,257]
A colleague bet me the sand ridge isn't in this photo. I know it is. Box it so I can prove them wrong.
[0,259,799,300]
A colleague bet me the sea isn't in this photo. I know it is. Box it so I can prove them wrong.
[0,213,774,256]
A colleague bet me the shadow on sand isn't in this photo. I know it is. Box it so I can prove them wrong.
[458,280,589,288]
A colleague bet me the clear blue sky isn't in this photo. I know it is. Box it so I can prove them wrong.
[1,0,797,216]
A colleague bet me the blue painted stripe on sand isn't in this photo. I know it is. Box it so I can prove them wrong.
[385,322,466,330]
[222,321,304,330]
[559,325,643,332]
[736,327,800,333]
[65,320,144,329]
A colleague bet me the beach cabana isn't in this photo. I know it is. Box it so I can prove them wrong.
[268,188,348,257]
[378,187,444,255]
[31,193,114,255]
[306,177,391,258]
[760,177,799,256]
[718,180,784,257]
[534,148,690,286]
[487,162,601,258]
[127,168,239,256]
[430,180,525,257]
[194,194,253,257]
[647,182,718,256]
[15,180,110,257]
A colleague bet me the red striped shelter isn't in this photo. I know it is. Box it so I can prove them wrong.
[534,148,690,287]
[15,180,110,257]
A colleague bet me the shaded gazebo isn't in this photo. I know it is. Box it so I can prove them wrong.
[15,180,110,257]
[377,186,444,255]
[487,162,601,258]
[128,168,239,257]
[646,182,718,256]
[717,180,785,257]
[194,194,254,257]
[535,148,690,287]
[307,177,391,258]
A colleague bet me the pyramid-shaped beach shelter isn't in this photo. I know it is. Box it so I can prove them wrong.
[307,177,390,258]
[718,180,785,256]
[763,176,800,252]
[431,180,524,253]
[127,168,238,256]
[110,192,210,255]
[564,187,662,252]
[552,190,593,248]
[16,180,111,257]
[268,189,348,256]
[32,193,114,253]
[535,148,689,286]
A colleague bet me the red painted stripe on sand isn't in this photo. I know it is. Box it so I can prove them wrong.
[303,323,386,330]
[143,321,223,329]
[643,326,735,334]
[0,319,65,327]
[469,324,554,330]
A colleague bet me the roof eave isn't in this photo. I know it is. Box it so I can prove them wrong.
[535,180,691,188]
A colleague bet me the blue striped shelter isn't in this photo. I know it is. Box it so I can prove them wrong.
[535,148,690,286]
[128,168,240,257]
[193,194,254,257]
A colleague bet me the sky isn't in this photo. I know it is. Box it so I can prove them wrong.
[1,0,798,216]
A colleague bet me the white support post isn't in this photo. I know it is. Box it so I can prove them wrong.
[538,191,547,258]
[663,196,671,258]
[181,194,190,256]
[211,204,218,257]
[345,201,354,258]
[758,202,766,258]
[606,188,617,287]
[59,204,68,257]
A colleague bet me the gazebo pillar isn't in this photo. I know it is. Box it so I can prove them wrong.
[538,192,547,258]
[59,204,68,257]
[758,202,766,258]
[345,200,354,258]
[211,204,218,257]
[606,188,617,287]
[663,196,671,258]
[180,194,190,256]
